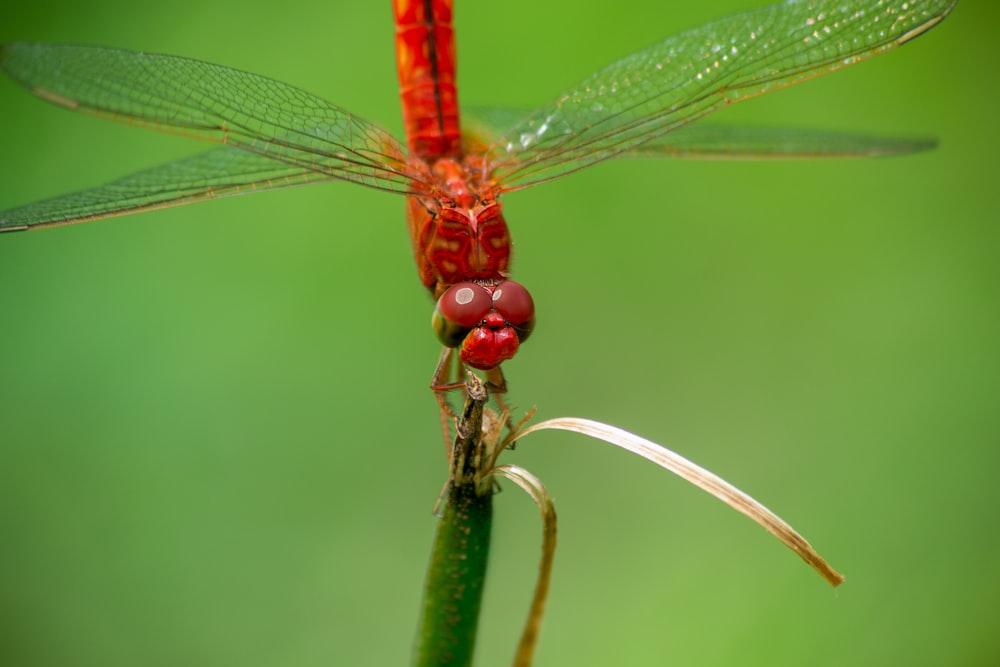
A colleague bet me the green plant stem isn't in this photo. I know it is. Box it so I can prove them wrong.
[413,375,495,667]
[413,482,493,667]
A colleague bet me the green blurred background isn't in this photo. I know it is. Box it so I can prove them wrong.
[0,1,995,665]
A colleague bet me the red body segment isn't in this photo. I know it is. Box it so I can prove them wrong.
[393,0,461,160]
[404,160,511,297]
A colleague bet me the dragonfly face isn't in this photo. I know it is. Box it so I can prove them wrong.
[433,279,535,371]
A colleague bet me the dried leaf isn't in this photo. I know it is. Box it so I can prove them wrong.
[517,418,844,587]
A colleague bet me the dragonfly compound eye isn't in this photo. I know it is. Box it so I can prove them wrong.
[492,280,535,342]
[432,282,493,348]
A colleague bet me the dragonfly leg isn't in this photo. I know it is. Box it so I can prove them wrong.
[431,347,466,454]
[431,349,520,457]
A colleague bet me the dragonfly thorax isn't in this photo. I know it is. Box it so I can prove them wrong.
[431,157,483,209]
[406,157,512,298]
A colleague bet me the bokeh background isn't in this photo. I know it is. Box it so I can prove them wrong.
[0,1,995,666]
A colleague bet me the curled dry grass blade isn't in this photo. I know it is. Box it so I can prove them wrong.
[493,464,557,667]
[516,417,845,588]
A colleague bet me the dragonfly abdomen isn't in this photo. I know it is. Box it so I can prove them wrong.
[394,0,461,160]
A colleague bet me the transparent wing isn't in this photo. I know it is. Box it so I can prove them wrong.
[0,146,330,231]
[0,43,417,202]
[621,124,936,159]
[483,0,956,189]
[464,106,936,159]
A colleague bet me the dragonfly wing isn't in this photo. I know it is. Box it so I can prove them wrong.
[0,146,329,231]
[465,106,936,160]
[1,43,417,195]
[485,0,956,189]
[622,124,937,159]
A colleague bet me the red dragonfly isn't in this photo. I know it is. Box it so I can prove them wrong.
[0,0,956,410]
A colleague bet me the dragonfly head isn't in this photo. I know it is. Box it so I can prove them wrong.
[432,280,535,370]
